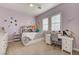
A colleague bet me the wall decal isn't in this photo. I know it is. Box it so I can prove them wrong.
[9,17,18,26]
[10,21,12,23]
[4,16,18,28]
[15,19,17,22]
[10,17,13,19]
[15,24,17,26]
[4,19,7,22]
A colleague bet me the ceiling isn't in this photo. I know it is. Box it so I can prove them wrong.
[0,3,60,16]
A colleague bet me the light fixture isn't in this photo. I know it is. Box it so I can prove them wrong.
[29,4,34,7]
[29,4,42,9]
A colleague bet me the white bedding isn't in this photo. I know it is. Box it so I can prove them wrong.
[22,32,38,40]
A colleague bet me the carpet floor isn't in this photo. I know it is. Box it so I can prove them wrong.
[6,40,79,55]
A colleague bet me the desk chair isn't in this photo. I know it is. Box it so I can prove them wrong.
[51,32,62,48]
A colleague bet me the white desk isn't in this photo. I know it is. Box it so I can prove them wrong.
[0,32,8,54]
[58,35,74,54]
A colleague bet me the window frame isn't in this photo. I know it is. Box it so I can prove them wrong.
[42,18,48,31]
[51,14,61,31]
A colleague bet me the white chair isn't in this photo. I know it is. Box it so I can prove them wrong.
[51,31,62,46]
[45,33,52,45]
[51,31,58,43]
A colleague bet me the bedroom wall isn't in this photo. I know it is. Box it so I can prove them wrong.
[35,3,79,49]
[0,6,34,42]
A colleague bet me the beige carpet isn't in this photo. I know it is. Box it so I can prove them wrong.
[6,40,79,55]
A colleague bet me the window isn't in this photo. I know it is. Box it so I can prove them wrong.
[43,18,48,31]
[51,14,61,31]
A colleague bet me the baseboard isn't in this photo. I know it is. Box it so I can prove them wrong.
[73,48,79,52]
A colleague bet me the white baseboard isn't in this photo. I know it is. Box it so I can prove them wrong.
[73,48,79,52]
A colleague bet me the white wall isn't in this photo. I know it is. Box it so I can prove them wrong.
[36,4,79,49]
[0,7,34,42]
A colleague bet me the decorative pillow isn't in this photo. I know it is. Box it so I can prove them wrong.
[28,29,33,32]
[36,28,39,32]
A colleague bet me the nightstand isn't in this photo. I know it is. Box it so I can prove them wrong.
[13,33,21,41]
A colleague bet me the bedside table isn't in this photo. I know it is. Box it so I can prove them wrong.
[13,33,21,41]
